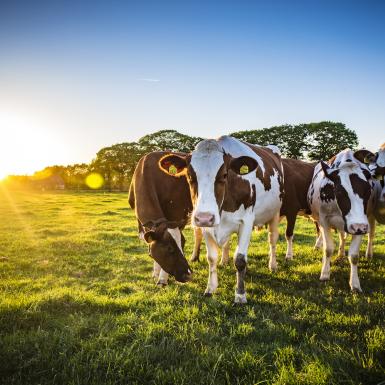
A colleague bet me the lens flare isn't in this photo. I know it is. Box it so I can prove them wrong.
[85,173,104,189]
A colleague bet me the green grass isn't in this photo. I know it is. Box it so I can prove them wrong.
[1,190,385,385]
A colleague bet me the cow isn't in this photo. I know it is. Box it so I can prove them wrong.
[129,151,198,285]
[307,149,374,292]
[159,136,284,304]
[280,158,317,259]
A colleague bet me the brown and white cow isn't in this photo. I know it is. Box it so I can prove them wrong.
[307,149,374,292]
[159,136,284,303]
[280,158,317,259]
[129,151,199,285]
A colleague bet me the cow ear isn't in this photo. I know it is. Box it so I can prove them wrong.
[321,161,338,181]
[229,156,259,175]
[354,149,376,164]
[144,230,158,243]
[159,154,188,176]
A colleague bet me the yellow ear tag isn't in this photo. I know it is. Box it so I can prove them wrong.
[376,174,384,181]
[169,165,178,175]
[240,165,249,175]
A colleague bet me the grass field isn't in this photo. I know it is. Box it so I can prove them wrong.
[1,190,385,385]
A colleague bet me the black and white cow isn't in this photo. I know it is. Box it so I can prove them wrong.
[159,136,284,303]
[308,149,374,292]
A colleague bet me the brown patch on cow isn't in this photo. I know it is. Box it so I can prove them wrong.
[186,165,198,206]
[280,158,316,236]
[214,164,228,207]
[129,151,193,229]
[249,145,282,192]
[349,174,371,214]
[222,144,283,213]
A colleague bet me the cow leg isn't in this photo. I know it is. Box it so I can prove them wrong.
[365,214,375,258]
[320,225,334,281]
[349,234,363,292]
[138,221,145,241]
[153,262,169,286]
[203,231,219,296]
[234,222,254,304]
[157,269,169,286]
[268,213,280,272]
[314,222,323,249]
[220,238,230,266]
[190,226,203,262]
[285,213,296,260]
[337,231,346,259]
[152,261,161,279]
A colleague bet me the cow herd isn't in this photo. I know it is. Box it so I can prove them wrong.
[129,137,385,303]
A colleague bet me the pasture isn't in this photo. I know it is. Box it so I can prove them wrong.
[1,190,385,385]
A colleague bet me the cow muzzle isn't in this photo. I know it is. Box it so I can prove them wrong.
[194,212,215,227]
[348,223,369,235]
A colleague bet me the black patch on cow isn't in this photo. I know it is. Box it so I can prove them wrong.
[349,174,371,214]
[320,183,335,203]
[235,253,246,271]
[334,184,351,219]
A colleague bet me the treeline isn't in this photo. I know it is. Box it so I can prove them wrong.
[3,121,358,191]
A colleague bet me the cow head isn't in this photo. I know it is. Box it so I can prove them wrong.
[354,146,385,179]
[158,140,259,227]
[320,157,372,235]
[143,226,192,283]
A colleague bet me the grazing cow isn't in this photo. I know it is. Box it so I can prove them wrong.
[307,149,373,292]
[280,158,317,259]
[129,151,198,285]
[159,136,284,303]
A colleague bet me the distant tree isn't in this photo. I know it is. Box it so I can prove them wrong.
[304,122,359,160]
[231,124,308,158]
[91,142,145,190]
[231,121,358,160]
[138,129,203,153]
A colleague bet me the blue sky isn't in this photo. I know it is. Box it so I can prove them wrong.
[0,0,384,176]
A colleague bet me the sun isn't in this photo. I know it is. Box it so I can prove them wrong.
[0,110,65,178]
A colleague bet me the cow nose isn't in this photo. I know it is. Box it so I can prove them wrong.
[194,212,215,227]
[349,223,369,235]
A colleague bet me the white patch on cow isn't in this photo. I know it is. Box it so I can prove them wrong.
[338,164,369,229]
[191,140,224,225]
[266,144,281,155]
[167,227,183,254]
[285,235,293,260]
[377,148,385,168]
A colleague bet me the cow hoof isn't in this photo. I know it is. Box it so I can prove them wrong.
[190,255,200,262]
[285,254,293,261]
[203,291,213,297]
[365,252,373,259]
[269,264,278,273]
[156,280,168,287]
[319,275,330,282]
[351,287,363,294]
[234,293,247,304]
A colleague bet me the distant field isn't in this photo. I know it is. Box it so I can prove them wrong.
[1,190,385,385]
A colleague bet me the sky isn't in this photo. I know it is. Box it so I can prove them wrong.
[0,0,385,178]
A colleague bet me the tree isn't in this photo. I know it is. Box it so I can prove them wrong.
[231,125,309,158]
[304,122,359,160]
[138,129,202,153]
